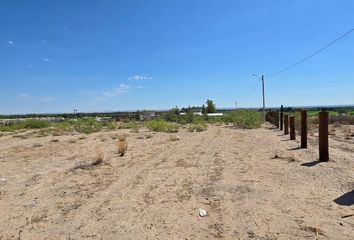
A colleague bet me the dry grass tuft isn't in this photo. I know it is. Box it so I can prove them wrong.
[32,143,43,148]
[95,147,104,163]
[116,139,128,156]
[69,147,104,171]
[30,210,48,223]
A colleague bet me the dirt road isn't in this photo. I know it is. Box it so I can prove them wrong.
[0,125,353,239]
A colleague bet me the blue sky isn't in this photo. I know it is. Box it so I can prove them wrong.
[1,0,353,114]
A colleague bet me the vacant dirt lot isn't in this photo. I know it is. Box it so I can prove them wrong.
[0,125,353,239]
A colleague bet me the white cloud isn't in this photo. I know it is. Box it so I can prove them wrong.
[43,57,51,62]
[129,75,152,81]
[103,84,131,97]
[19,93,31,98]
[7,40,14,45]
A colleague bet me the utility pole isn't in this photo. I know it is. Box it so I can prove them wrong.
[252,73,266,120]
[261,75,266,121]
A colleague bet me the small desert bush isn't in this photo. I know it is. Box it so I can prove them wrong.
[146,119,179,133]
[169,135,180,141]
[144,134,153,139]
[222,110,263,129]
[188,123,207,132]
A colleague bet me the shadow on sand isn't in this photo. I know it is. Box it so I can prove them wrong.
[334,190,354,206]
[288,147,301,151]
[301,160,321,167]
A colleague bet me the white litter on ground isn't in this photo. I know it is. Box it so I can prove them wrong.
[198,208,207,217]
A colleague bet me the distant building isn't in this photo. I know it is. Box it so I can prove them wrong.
[206,113,223,117]
[179,112,223,116]
[96,117,112,122]
[140,111,156,121]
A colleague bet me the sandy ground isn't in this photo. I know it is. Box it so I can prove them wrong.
[0,124,353,240]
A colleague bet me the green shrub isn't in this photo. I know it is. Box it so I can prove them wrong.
[222,110,263,129]
[146,119,179,133]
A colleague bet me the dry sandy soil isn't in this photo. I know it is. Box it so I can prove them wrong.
[0,124,353,239]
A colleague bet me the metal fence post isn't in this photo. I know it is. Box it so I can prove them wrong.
[319,110,329,162]
[301,110,307,148]
[280,105,284,130]
[284,114,289,135]
[290,116,295,140]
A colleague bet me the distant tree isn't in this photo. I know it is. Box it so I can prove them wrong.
[172,106,180,115]
[186,106,194,123]
[135,110,141,121]
[201,104,207,115]
[206,99,216,113]
[166,106,180,122]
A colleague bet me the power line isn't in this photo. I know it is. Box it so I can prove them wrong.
[266,28,354,77]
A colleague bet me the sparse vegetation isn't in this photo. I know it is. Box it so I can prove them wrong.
[222,110,263,129]
[117,121,141,130]
[146,119,179,133]
[0,119,50,132]
[188,123,207,132]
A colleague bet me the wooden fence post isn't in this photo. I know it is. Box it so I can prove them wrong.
[301,110,307,148]
[319,110,329,162]
[290,116,295,140]
[284,114,289,135]
[280,105,284,130]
